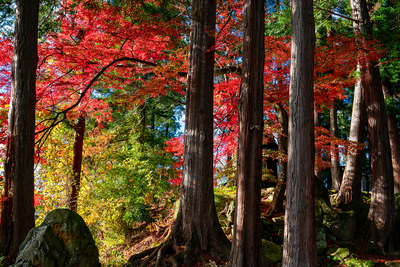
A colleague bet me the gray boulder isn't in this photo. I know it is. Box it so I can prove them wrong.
[323,210,357,241]
[11,209,101,267]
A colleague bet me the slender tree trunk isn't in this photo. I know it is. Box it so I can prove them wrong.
[282,0,317,265]
[0,0,39,257]
[168,0,230,264]
[350,0,395,255]
[267,103,288,215]
[227,0,266,265]
[382,79,400,193]
[330,104,341,190]
[138,104,146,145]
[314,106,322,180]
[69,114,86,212]
[337,71,365,204]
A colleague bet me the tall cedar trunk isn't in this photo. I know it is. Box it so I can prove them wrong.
[330,104,341,190]
[337,71,364,204]
[227,0,266,265]
[282,0,317,265]
[168,0,230,264]
[0,0,39,257]
[69,115,86,212]
[351,0,396,254]
[314,106,322,180]
[267,103,288,215]
[382,79,400,193]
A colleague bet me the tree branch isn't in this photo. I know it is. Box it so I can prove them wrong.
[314,7,361,22]
[35,57,157,145]
[375,57,399,68]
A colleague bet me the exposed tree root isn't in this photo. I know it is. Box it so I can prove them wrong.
[123,234,230,267]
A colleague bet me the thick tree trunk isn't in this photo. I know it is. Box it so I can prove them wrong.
[382,79,400,194]
[337,72,365,205]
[282,0,317,265]
[0,0,39,257]
[314,106,322,180]
[69,114,86,212]
[350,0,396,255]
[227,0,266,265]
[267,103,288,215]
[168,0,230,264]
[330,104,341,190]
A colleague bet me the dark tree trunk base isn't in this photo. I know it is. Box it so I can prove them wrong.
[123,231,231,267]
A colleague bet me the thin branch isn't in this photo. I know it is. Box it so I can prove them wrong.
[375,57,399,68]
[35,57,157,144]
[314,7,361,23]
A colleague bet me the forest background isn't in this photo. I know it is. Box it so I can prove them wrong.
[0,0,400,266]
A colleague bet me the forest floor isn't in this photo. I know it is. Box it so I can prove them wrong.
[100,189,400,267]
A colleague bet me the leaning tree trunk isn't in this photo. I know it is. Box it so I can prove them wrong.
[382,79,400,194]
[267,103,288,215]
[69,114,86,212]
[330,104,341,190]
[166,0,231,264]
[227,0,266,265]
[337,70,365,205]
[282,0,317,265]
[0,0,39,257]
[351,0,395,255]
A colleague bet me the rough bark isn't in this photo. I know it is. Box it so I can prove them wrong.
[330,104,341,190]
[337,72,365,205]
[282,0,317,265]
[382,79,400,194]
[0,0,39,257]
[227,0,266,265]
[350,0,395,255]
[314,106,322,181]
[267,103,288,215]
[167,0,231,264]
[69,114,86,212]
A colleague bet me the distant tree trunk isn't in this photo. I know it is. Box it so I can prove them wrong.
[382,79,400,194]
[330,104,341,190]
[337,71,365,205]
[69,114,86,212]
[227,0,266,265]
[267,103,288,215]
[138,104,146,145]
[0,0,39,257]
[282,0,317,265]
[351,0,395,255]
[314,106,322,180]
[167,0,231,264]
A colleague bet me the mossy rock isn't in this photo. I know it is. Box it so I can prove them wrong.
[325,247,350,261]
[315,176,332,221]
[385,262,400,267]
[341,200,370,229]
[323,210,357,241]
[316,220,327,255]
[272,216,285,225]
[262,240,283,264]
[11,209,100,267]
